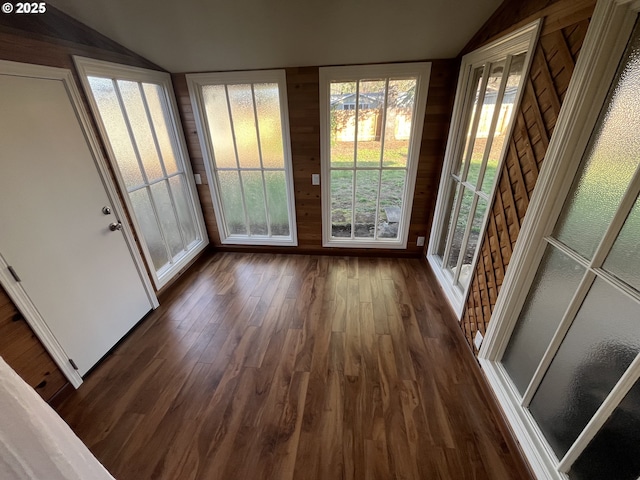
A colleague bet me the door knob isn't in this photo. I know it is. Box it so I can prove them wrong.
[102,206,112,215]
[109,222,123,231]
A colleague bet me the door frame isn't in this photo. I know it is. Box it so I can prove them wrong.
[478,1,640,478]
[0,60,159,388]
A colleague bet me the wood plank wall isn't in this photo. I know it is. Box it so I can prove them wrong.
[172,60,458,256]
[459,0,596,353]
[0,8,163,401]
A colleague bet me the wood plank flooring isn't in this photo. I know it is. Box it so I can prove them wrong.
[55,253,531,479]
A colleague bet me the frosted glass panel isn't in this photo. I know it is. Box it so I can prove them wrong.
[569,379,640,480]
[264,171,289,236]
[503,245,586,394]
[202,85,237,169]
[88,77,143,189]
[554,24,640,259]
[330,81,356,168]
[458,67,484,177]
[447,188,473,270]
[168,175,197,247]
[218,171,246,235]
[356,80,385,167]
[142,83,179,175]
[241,171,268,235]
[458,197,488,289]
[354,170,379,238]
[254,83,284,168]
[481,54,525,192]
[603,194,640,291]
[228,84,260,169]
[529,278,640,457]
[382,79,416,168]
[467,61,504,188]
[150,181,183,257]
[129,188,168,270]
[117,80,164,182]
[331,170,353,237]
[378,170,405,239]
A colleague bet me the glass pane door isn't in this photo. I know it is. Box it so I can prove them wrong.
[500,19,640,478]
[76,60,207,289]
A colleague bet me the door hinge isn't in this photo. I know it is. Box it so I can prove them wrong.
[69,358,79,370]
[7,266,21,282]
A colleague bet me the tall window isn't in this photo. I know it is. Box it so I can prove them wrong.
[427,23,540,315]
[479,7,640,479]
[319,63,431,248]
[74,57,208,289]
[186,70,297,246]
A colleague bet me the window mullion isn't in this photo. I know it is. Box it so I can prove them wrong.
[113,79,172,263]
[373,79,390,240]
[558,352,640,473]
[113,79,149,186]
[521,265,597,407]
[475,55,513,190]
[351,81,361,240]
[374,168,383,240]
[453,193,480,283]
[460,64,491,183]
[589,163,640,268]
[442,182,464,268]
[139,82,188,251]
[251,84,272,237]
[224,84,251,236]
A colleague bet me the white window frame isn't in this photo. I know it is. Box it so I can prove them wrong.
[74,57,209,289]
[426,21,541,317]
[186,70,298,247]
[319,63,431,249]
[478,2,640,479]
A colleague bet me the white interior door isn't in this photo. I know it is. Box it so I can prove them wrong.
[0,68,154,378]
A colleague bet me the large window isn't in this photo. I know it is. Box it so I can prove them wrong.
[186,70,297,246]
[319,63,431,248]
[479,5,640,479]
[74,57,208,289]
[427,23,540,315]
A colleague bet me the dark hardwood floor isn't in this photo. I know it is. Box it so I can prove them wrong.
[55,252,531,479]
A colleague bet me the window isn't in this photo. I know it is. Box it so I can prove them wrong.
[320,63,431,248]
[427,22,540,315]
[186,70,297,246]
[479,5,640,479]
[74,57,208,289]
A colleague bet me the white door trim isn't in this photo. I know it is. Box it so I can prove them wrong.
[478,1,640,478]
[0,60,159,388]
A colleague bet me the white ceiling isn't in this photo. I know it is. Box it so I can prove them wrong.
[48,0,502,73]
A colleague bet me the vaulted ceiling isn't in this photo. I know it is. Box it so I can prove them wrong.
[47,0,502,73]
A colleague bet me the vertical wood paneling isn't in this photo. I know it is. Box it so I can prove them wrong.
[0,8,163,401]
[172,60,458,256]
[460,2,595,353]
